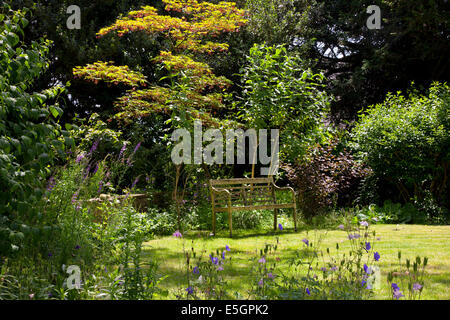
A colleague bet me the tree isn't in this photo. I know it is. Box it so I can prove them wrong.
[73,0,247,125]
[73,0,248,230]
[244,0,450,121]
[240,43,330,167]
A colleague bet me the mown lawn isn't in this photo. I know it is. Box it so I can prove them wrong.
[143,224,450,300]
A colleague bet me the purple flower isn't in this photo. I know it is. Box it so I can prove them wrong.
[193,266,199,274]
[267,273,274,279]
[391,283,400,291]
[75,245,81,250]
[374,252,380,261]
[393,289,404,300]
[210,255,219,265]
[71,191,79,204]
[186,287,193,295]
[98,181,103,193]
[258,257,266,264]
[413,283,423,291]
[306,288,310,296]
[173,230,182,238]
[278,223,283,231]
[88,140,99,156]
[118,143,127,159]
[83,164,91,180]
[302,238,309,246]
[47,252,53,258]
[222,251,226,260]
[92,163,99,174]
[321,267,327,272]
[258,279,264,287]
[361,280,367,287]
[133,142,142,154]
[348,233,361,240]
[225,245,230,251]
[338,224,344,230]
[364,264,372,274]
[365,242,371,252]
[217,266,224,271]
[76,154,84,163]
[131,177,139,189]
[331,266,338,271]
[360,221,369,227]
[46,176,56,192]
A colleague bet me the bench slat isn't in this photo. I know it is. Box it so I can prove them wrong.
[210,177,272,185]
[214,203,295,212]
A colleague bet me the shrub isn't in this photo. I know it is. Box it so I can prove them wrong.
[284,139,370,219]
[0,6,71,257]
[351,82,449,216]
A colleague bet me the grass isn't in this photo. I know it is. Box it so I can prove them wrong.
[143,223,450,300]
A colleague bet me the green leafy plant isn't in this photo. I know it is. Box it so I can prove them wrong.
[351,82,449,214]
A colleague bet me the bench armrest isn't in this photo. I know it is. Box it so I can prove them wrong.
[210,186,232,195]
[271,182,296,201]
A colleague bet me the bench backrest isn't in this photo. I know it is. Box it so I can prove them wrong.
[210,177,275,206]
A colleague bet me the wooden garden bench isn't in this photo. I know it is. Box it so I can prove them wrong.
[209,177,297,237]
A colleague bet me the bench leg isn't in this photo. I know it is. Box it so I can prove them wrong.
[228,210,233,237]
[228,198,232,237]
[293,206,297,232]
[212,210,216,236]
[273,208,278,231]
[211,191,216,236]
